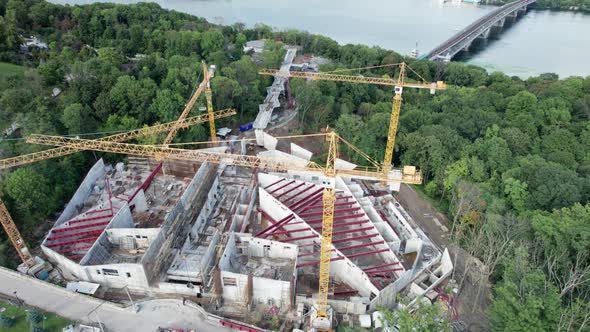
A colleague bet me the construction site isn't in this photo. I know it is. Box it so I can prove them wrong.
[1,47,455,332]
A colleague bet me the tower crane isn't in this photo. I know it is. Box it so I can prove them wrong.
[259,62,447,171]
[164,61,216,145]
[0,58,228,268]
[0,108,235,267]
[27,131,421,330]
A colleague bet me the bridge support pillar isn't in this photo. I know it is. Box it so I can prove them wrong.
[479,28,491,39]
[494,18,506,28]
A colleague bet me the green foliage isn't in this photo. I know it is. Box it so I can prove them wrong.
[26,309,43,324]
[3,167,58,223]
[32,325,47,332]
[0,313,15,327]
[380,300,452,332]
[489,248,561,332]
[0,3,587,330]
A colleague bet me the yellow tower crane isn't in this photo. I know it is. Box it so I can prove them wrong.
[27,131,421,330]
[0,58,229,268]
[259,62,447,171]
[164,61,217,145]
[0,108,235,267]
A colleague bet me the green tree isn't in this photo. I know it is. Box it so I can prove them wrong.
[200,29,224,60]
[4,168,57,221]
[61,103,95,134]
[502,177,529,212]
[148,89,185,122]
[380,299,451,332]
[489,247,561,332]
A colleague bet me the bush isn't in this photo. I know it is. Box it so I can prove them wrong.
[32,326,47,332]
[0,313,16,327]
[26,309,43,324]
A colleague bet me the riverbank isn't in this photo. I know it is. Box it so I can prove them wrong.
[50,0,590,78]
[482,0,589,12]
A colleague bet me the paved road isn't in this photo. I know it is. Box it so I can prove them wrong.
[0,267,230,332]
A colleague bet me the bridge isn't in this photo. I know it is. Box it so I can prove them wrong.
[423,0,537,62]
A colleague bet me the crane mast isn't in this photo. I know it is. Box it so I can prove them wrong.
[383,63,406,171]
[259,63,446,169]
[0,200,33,265]
[314,131,338,329]
[164,61,216,145]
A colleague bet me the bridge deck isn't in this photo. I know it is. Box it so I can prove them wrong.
[424,0,536,61]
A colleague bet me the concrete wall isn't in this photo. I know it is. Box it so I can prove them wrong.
[106,228,160,249]
[258,187,380,298]
[157,281,201,296]
[238,234,298,260]
[220,270,249,303]
[290,143,312,161]
[53,159,106,228]
[141,162,218,284]
[82,263,150,290]
[190,176,221,238]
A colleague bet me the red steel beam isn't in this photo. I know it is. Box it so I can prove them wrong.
[67,214,113,225]
[66,254,86,260]
[298,241,384,258]
[289,188,324,210]
[282,234,318,242]
[281,185,314,203]
[296,256,344,268]
[306,213,367,224]
[332,233,380,245]
[346,248,390,259]
[47,229,104,241]
[366,268,404,275]
[52,221,110,233]
[268,227,311,236]
[45,236,100,248]
[57,245,93,254]
[299,206,361,218]
[128,162,163,203]
[257,208,278,225]
[85,208,112,215]
[306,201,356,211]
[220,319,265,332]
[297,194,354,213]
[312,220,370,231]
[294,194,323,213]
[368,275,383,290]
[269,180,296,195]
[275,183,305,199]
[295,232,381,247]
[364,262,401,271]
[333,290,358,296]
[339,241,385,252]
[255,214,294,237]
[264,178,285,190]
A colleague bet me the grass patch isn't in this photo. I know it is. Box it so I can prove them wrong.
[0,300,73,332]
[0,62,25,79]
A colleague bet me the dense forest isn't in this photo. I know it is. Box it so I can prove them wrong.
[0,0,588,331]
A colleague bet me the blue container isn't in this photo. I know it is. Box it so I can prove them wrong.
[239,123,253,132]
[37,271,49,280]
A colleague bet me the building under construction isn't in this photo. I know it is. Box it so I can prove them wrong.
[40,146,452,327]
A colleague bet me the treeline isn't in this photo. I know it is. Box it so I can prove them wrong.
[482,0,590,11]
[0,1,588,330]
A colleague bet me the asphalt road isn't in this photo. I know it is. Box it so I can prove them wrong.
[0,267,230,332]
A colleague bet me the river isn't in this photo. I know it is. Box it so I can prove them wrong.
[50,0,590,78]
